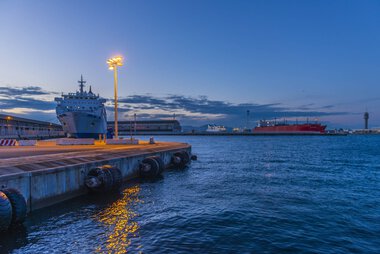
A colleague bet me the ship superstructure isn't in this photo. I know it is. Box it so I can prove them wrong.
[55,76,107,138]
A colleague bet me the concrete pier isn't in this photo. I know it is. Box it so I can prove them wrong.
[0,141,191,211]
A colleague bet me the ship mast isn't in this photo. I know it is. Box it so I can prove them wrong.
[78,75,86,94]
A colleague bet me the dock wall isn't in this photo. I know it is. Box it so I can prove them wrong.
[0,146,190,212]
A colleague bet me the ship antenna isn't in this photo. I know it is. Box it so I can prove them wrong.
[78,75,86,93]
[89,85,92,94]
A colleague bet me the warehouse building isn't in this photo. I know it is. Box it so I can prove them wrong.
[107,120,182,135]
[0,114,64,139]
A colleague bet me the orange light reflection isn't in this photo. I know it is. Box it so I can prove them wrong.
[95,185,142,253]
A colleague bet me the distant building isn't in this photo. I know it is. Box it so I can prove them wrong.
[107,120,182,134]
[0,114,64,139]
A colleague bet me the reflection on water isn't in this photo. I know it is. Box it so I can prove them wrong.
[95,185,141,253]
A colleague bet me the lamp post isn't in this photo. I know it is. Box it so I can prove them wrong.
[107,56,123,139]
[6,116,12,136]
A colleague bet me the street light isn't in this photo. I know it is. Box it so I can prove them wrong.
[107,56,124,139]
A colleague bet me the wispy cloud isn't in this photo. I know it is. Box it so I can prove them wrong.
[0,85,58,121]
[0,86,56,96]
[110,94,347,126]
[0,85,347,126]
[0,97,55,110]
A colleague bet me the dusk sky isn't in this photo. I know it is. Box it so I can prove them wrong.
[0,0,379,128]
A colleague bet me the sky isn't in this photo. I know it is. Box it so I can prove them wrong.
[0,0,379,129]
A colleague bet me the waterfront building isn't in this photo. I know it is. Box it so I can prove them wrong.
[0,114,63,139]
[107,120,181,135]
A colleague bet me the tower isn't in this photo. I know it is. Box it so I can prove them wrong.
[364,112,369,129]
[246,110,250,129]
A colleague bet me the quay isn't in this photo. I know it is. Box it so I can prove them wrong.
[0,140,191,212]
[130,132,348,136]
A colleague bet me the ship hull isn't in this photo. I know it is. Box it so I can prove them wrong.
[253,124,326,134]
[57,111,107,138]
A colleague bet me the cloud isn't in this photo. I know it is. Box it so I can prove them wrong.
[0,85,58,122]
[0,86,56,96]
[111,94,347,126]
[0,85,348,126]
[0,97,55,110]
[0,85,57,111]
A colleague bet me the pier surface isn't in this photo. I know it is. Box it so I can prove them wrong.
[0,141,189,175]
[0,141,191,211]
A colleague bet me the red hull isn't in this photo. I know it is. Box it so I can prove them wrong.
[253,124,326,134]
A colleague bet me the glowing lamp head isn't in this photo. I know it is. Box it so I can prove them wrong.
[107,56,124,70]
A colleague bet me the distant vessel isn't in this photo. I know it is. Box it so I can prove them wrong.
[55,76,107,138]
[206,124,227,132]
[253,120,326,134]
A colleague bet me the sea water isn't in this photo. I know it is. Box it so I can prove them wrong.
[1,135,379,253]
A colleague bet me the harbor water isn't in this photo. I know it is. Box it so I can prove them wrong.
[1,135,379,253]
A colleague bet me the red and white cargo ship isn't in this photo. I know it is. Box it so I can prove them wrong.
[253,120,326,134]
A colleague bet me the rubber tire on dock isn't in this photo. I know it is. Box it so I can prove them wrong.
[1,188,27,225]
[103,165,123,190]
[180,151,190,165]
[0,191,12,231]
[172,151,190,168]
[140,157,160,178]
[86,167,114,192]
[150,156,165,174]
[101,167,116,192]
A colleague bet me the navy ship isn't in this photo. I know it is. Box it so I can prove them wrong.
[55,76,107,138]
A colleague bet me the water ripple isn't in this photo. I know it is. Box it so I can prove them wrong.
[1,136,379,253]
